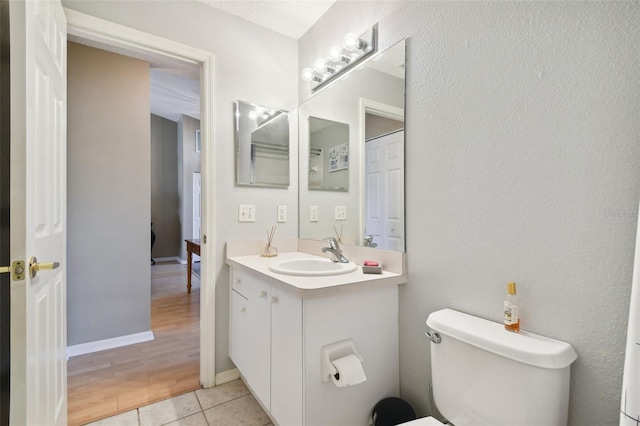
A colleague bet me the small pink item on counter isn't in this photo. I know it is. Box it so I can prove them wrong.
[363,260,379,267]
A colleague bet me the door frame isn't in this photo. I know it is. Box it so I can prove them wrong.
[65,9,216,387]
[0,0,10,421]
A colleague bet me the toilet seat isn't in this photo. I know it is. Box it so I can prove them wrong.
[399,416,445,425]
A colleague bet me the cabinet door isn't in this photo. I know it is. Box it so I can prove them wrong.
[229,289,250,374]
[270,287,303,426]
[229,269,271,408]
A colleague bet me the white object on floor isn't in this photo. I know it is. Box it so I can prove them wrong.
[620,199,640,425]
[399,417,444,426]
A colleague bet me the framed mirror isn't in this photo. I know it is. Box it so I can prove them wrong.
[299,39,406,251]
[235,100,290,187]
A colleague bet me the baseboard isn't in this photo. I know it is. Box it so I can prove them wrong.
[154,256,180,263]
[67,331,155,358]
[215,368,240,385]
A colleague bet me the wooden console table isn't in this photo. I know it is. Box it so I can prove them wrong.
[185,239,200,294]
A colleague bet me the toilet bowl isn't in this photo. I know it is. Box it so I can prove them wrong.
[400,309,577,426]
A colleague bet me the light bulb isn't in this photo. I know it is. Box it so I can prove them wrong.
[343,33,359,51]
[329,45,343,61]
[248,111,257,120]
[313,58,327,72]
[301,67,315,82]
[344,32,367,52]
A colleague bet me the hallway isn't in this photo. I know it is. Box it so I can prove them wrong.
[67,261,200,425]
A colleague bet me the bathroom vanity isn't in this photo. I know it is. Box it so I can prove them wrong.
[226,241,406,426]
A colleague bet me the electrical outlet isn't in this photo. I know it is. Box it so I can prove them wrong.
[309,206,319,222]
[238,205,255,222]
[335,206,347,221]
[277,206,287,223]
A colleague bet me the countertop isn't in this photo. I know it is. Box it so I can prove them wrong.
[226,251,407,299]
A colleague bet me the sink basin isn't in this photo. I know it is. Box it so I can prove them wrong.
[269,258,357,276]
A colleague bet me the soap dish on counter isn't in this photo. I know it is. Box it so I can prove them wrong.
[362,265,382,274]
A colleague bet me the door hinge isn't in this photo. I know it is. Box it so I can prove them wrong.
[202,235,207,244]
[0,260,26,281]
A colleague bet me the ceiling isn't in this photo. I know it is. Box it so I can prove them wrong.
[71,1,337,123]
[198,0,337,39]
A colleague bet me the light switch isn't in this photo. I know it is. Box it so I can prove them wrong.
[335,206,347,221]
[239,205,255,222]
[309,206,319,222]
[277,206,287,223]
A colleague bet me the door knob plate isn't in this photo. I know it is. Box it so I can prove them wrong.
[28,257,60,279]
[0,261,25,281]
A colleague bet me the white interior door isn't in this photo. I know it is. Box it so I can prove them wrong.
[25,0,67,424]
[365,131,405,251]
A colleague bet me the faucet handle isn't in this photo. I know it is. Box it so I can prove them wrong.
[323,237,339,249]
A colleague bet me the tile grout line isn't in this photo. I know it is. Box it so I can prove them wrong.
[193,390,211,426]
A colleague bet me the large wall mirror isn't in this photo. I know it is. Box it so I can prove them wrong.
[299,39,406,251]
[235,100,290,187]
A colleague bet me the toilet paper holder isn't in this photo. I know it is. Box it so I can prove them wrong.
[321,338,364,382]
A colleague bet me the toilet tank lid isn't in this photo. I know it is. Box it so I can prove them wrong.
[426,309,577,369]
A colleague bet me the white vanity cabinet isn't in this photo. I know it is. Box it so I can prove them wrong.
[228,257,402,426]
[229,267,303,425]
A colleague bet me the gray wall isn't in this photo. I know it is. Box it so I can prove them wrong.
[301,2,640,426]
[67,42,151,345]
[151,114,180,259]
[178,114,200,260]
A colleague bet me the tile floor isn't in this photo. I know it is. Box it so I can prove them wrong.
[86,379,272,426]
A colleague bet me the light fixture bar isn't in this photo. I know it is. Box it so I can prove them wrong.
[307,23,378,93]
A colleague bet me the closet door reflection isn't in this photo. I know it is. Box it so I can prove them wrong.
[365,130,404,251]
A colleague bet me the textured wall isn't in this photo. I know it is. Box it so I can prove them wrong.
[62,0,299,373]
[67,42,151,345]
[300,2,640,425]
[151,114,180,259]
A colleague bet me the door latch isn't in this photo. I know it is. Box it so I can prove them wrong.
[0,260,26,281]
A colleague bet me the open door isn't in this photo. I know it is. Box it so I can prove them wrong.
[11,0,67,423]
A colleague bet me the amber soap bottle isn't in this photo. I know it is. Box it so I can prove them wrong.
[504,282,520,332]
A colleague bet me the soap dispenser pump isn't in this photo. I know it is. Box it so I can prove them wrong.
[504,281,520,332]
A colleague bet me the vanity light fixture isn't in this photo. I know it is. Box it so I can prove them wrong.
[247,106,281,126]
[301,24,378,92]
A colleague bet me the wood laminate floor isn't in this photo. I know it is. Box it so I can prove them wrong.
[67,261,201,426]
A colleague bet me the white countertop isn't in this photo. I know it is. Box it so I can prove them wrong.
[226,251,407,299]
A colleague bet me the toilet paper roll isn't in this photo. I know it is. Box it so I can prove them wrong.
[330,354,367,387]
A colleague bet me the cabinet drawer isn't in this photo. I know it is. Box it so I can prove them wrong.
[231,268,267,299]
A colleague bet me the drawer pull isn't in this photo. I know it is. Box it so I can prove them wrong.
[271,296,278,304]
[239,306,246,313]
[260,291,267,298]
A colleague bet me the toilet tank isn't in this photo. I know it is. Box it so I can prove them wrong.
[426,309,577,426]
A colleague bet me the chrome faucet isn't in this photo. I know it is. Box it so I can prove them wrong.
[322,237,349,263]
[363,235,378,248]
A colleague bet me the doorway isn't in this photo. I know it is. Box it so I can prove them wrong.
[64,9,215,423]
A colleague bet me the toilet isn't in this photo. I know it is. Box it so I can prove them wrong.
[402,309,577,426]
